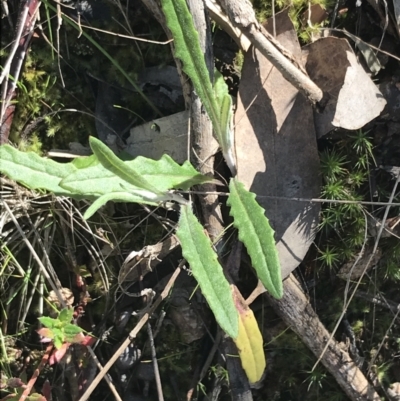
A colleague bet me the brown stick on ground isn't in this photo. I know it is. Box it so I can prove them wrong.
[187,0,225,241]
[78,266,182,401]
[266,274,381,401]
[216,0,323,105]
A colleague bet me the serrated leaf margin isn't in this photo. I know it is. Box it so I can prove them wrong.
[176,204,239,338]
[228,178,283,299]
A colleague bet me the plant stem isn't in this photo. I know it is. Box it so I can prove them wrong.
[18,343,53,401]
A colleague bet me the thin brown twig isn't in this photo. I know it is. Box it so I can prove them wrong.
[18,343,53,401]
[78,264,183,401]
[177,191,400,206]
[324,28,400,62]
[216,0,323,104]
[147,322,164,401]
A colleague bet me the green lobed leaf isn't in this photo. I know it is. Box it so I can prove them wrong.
[38,316,59,330]
[53,332,64,349]
[89,137,164,195]
[63,324,83,338]
[133,156,216,190]
[0,145,77,196]
[61,153,213,196]
[161,0,236,175]
[89,137,191,206]
[176,204,239,338]
[213,70,236,174]
[227,178,283,299]
[218,92,236,176]
[1,142,210,204]
[83,192,158,219]
[58,308,73,324]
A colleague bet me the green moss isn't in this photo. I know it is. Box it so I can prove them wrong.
[252,0,334,44]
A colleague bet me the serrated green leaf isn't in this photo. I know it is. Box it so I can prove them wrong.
[228,178,283,299]
[53,332,64,349]
[214,71,236,174]
[0,145,77,196]
[71,154,98,169]
[58,308,73,324]
[38,316,59,330]
[61,153,212,196]
[161,0,236,175]
[218,93,236,176]
[176,204,238,338]
[134,156,215,190]
[89,137,164,195]
[83,192,158,219]
[89,137,191,206]
[214,70,229,108]
[63,324,82,337]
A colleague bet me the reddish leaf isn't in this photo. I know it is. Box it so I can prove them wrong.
[49,343,70,365]
[37,328,54,342]
[6,378,26,389]
[41,380,52,401]
[67,332,85,344]
[79,335,96,347]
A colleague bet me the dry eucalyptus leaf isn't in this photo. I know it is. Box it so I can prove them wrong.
[301,4,328,27]
[388,382,400,401]
[367,214,400,238]
[235,10,321,280]
[394,0,400,33]
[304,37,386,137]
[126,111,189,163]
[168,288,209,343]
[337,246,382,280]
[378,81,400,121]
[47,288,74,317]
[118,235,180,286]
[340,31,382,76]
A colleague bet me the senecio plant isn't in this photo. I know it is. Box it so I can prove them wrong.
[0,0,283,383]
